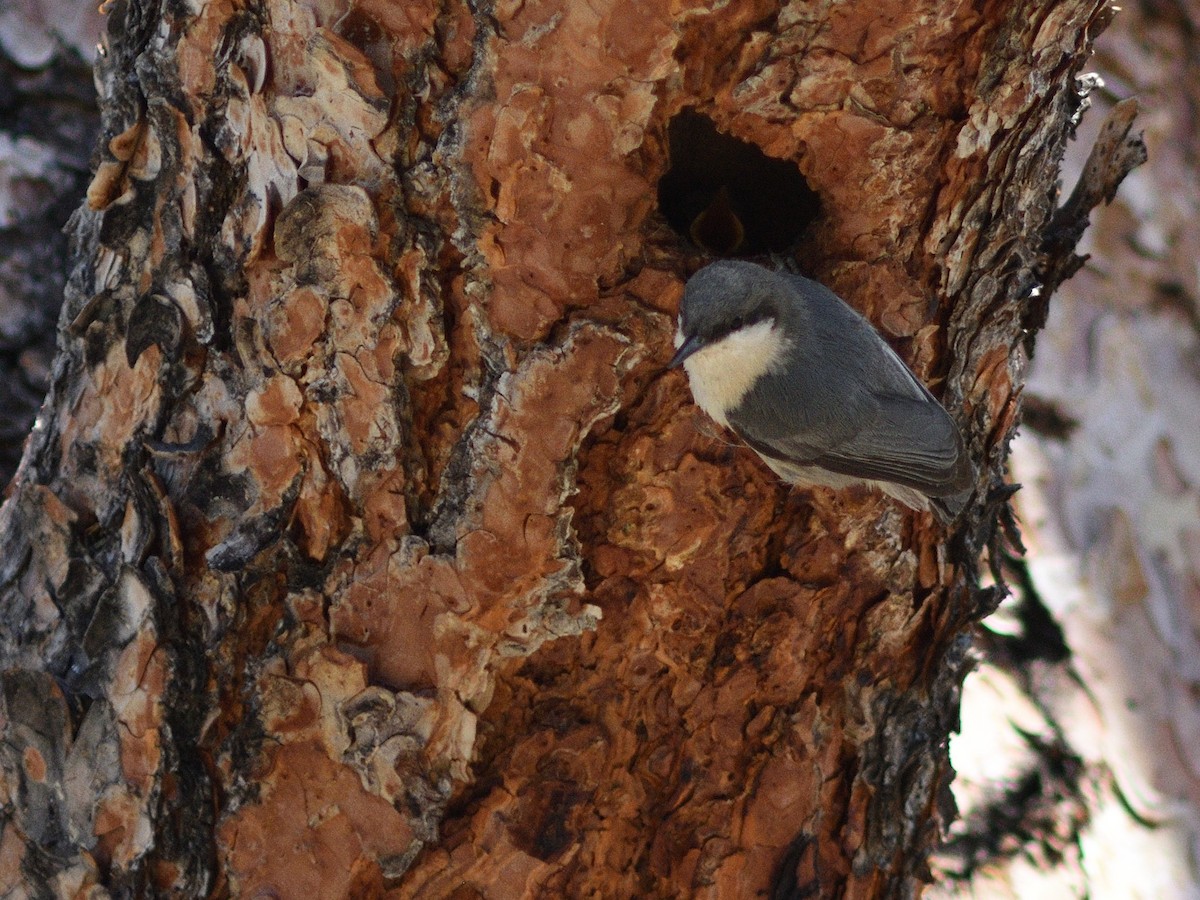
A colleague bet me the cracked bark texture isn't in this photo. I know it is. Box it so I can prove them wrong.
[0,0,1131,897]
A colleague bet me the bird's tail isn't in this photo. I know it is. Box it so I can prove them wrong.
[930,486,973,526]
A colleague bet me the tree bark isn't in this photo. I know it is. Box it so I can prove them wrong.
[0,0,1139,897]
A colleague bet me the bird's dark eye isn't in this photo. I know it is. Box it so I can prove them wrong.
[729,316,745,331]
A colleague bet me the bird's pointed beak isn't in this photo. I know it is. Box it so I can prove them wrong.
[669,333,704,369]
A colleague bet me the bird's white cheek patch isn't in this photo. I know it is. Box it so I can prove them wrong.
[682,320,786,428]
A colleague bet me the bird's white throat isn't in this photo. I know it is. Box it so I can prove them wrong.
[676,319,787,427]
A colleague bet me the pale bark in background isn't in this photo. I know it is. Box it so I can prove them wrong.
[937,1,1200,896]
[0,0,100,483]
[0,0,1142,897]
[0,0,102,68]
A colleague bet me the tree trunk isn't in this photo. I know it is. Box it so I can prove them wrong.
[0,0,1140,897]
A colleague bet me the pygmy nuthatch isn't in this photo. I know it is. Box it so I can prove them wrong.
[670,260,974,522]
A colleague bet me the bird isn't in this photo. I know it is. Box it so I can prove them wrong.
[688,186,746,256]
[669,260,974,523]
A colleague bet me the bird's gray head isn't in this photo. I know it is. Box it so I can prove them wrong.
[669,261,785,369]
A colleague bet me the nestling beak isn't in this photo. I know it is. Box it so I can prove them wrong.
[669,333,704,369]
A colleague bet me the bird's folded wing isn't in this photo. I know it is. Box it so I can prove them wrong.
[733,394,965,493]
